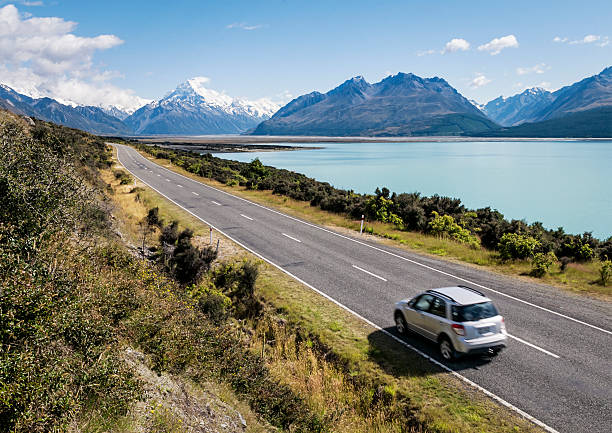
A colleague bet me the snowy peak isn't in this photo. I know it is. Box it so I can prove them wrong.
[483,87,555,126]
[153,77,279,118]
[124,78,280,135]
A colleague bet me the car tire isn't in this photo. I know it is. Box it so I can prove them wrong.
[394,311,409,335]
[439,336,456,362]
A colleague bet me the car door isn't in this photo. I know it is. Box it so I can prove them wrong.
[419,296,447,340]
[405,294,435,338]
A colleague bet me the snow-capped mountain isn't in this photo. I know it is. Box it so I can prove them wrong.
[124,77,279,134]
[0,83,132,135]
[483,87,555,126]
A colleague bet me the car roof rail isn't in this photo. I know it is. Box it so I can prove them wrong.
[457,285,486,297]
[426,289,456,303]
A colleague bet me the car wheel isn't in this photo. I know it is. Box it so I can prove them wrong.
[394,311,409,335]
[439,337,456,362]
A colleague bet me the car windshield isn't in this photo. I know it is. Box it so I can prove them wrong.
[451,302,499,322]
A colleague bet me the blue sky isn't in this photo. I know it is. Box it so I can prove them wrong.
[0,0,610,110]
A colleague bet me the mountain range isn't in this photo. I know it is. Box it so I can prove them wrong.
[483,66,612,130]
[0,67,611,137]
[252,73,498,136]
[0,84,132,135]
[0,79,278,136]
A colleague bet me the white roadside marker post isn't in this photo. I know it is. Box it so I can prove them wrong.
[360,215,365,234]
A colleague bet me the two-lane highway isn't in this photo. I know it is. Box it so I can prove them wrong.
[115,144,612,433]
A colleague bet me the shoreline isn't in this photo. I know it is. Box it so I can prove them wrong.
[130,134,612,145]
[142,142,323,153]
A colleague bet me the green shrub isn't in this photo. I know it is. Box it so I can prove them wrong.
[113,169,133,185]
[191,284,232,323]
[428,211,480,248]
[497,233,540,260]
[531,251,557,277]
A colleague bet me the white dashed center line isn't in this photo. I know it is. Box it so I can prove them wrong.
[192,191,199,196]
[211,201,221,206]
[177,184,183,188]
[240,214,253,221]
[282,233,302,243]
[352,265,387,282]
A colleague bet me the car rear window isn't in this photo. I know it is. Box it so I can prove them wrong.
[451,302,499,322]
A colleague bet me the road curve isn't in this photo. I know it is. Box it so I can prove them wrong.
[114,143,612,433]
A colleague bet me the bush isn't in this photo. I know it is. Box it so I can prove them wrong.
[531,252,557,277]
[427,211,480,248]
[113,169,133,185]
[498,233,540,260]
[193,285,232,323]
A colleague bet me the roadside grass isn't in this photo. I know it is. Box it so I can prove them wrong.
[110,146,543,433]
[132,147,609,298]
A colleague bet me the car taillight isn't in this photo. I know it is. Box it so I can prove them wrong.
[451,324,465,336]
[501,317,506,331]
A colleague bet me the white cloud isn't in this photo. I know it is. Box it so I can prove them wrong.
[274,90,293,104]
[556,34,609,47]
[0,4,147,111]
[477,34,519,55]
[516,63,550,75]
[537,81,552,90]
[226,22,265,31]
[416,49,435,57]
[570,34,600,44]
[443,38,470,54]
[470,73,491,88]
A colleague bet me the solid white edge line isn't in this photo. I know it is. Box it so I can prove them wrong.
[240,214,253,221]
[282,233,302,243]
[352,264,388,282]
[119,144,611,337]
[115,144,560,433]
[507,334,560,359]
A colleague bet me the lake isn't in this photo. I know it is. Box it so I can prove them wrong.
[215,140,612,240]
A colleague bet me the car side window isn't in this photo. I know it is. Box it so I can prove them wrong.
[429,297,447,318]
[413,294,434,312]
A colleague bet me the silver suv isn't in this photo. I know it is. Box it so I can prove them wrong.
[394,285,507,361]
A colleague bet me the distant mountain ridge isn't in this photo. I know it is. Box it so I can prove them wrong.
[252,73,498,136]
[1,66,611,137]
[483,66,612,131]
[124,77,279,135]
[484,88,555,126]
[0,84,131,135]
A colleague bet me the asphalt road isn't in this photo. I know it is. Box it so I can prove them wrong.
[115,143,612,433]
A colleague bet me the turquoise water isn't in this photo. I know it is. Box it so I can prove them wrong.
[215,141,612,240]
